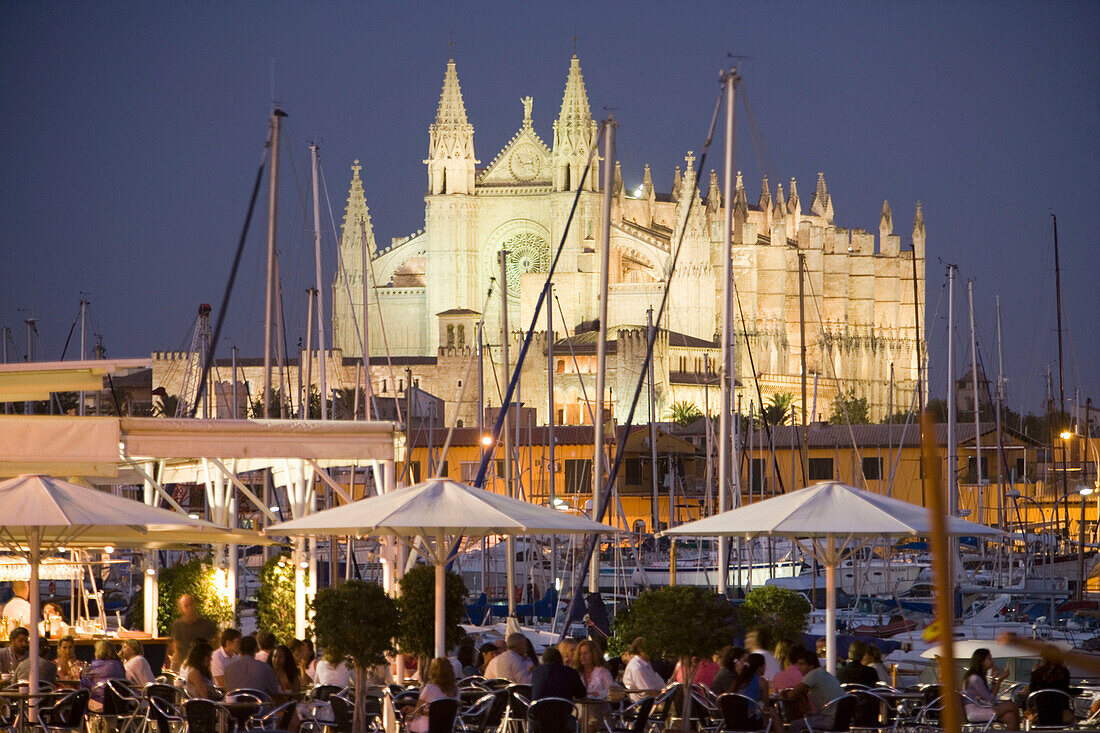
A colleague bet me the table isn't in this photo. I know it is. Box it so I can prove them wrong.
[0,689,65,733]
[573,697,612,733]
[221,700,262,729]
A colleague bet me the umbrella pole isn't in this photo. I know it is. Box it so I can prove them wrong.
[28,527,40,721]
[435,556,446,658]
[825,536,837,676]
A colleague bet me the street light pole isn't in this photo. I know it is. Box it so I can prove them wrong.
[1078,486,1094,600]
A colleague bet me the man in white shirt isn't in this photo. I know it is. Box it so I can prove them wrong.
[119,639,156,687]
[745,628,782,682]
[2,582,31,628]
[211,628,242,688]
[621,637,667,702]
[483,633,533,684]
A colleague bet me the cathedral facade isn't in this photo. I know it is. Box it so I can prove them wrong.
[330,54,926,428]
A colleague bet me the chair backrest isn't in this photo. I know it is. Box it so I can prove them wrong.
[225,691,265,705]
[526,697,577,733]
[1026,688,1074,726]
[147,697,183,733]
[307,684,341,702]
[101,679,140,715]
[828,694,860,732]
[144,683,184,705]
[426,697,460,733]
[851,690,888,727]
[458,675,488,689]
[505,683,532,717]
[328,694,354,733]
[44,689,89,729]
[622,697,654,733]
[716,693,766,732]
[183,698,233,733]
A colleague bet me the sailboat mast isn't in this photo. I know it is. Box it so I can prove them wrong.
[648,307,659,535]
[947,265,958,518]
[717,66,738,596]
[360,218,372,420]
[590,117,614,594]
[995,296,1006,528]
[967,280,983,522]
[263,109,286,418]
[499,250,516,616]
[1053,213,1070,530]
[310,144,328,420]
[79,296,88,417]
[911,239,926,504]
[547,282,557,584]
[798,252,809,487]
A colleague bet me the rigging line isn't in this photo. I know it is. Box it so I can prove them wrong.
[364,228,405,426]
[737,82,776,185]
[560,83,726,641]
[58,306,81,360]
[468,121,605,492]
[433,280,499,479]
[190,131,272,418]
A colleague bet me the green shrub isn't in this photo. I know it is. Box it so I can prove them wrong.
[256,552,296,644]
[396,564,467,660]
[155,555,234,636]
[739,584,811,645]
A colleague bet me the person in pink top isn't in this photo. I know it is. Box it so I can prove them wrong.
[672,655,720,688]
[769,641,805,691]
[404,658,458,733]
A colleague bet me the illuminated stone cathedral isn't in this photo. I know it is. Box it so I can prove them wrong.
[326,54,927,427]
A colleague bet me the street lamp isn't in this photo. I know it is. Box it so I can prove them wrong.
[1078,484,1095,600]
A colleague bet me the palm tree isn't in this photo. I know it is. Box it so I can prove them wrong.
[757,392,796,427]
[666,400,703,426]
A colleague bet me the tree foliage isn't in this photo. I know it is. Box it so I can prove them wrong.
[256,552,296,644]
[829,389,870,425]
[757,393,796,427]
[155,556,234,636]
[311,580,400,733]
[396,564,468,660]
[666,400,703,426]
[739,585,811,645]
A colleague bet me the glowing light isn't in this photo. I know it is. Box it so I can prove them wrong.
[103,545,114,554]
[187,513,199,519]
[212,567,232,599]
[480,435,493,447]
[145,567,156,576]
[1061,431,1074,440]
[269,505,280,513]
[634,185,645,197]
[1080,486,1095,497]
[299,561,309,570]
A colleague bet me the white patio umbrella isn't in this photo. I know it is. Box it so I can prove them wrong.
[661,481,1004,673]
[266,477,620,657]
[0,474,265,702]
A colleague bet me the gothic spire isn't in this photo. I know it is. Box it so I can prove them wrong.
[341,160,377,254]
[706,169,721,215]
[811,171,833,222]
[552,54,599,191]
[880,200,893,235]
[426,59,477,194]
[671,166,682,202]
[758,175,772,211]
[912,201,925,259]
[641,163,654,199]
[613,161,623,195]
[734,170,747,208]
[787,177,800,215]
[773,182,787,219]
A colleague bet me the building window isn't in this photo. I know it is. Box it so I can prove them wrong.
[862,457,883,480]
[457,324,466,348]
[625,458,642,486]
[749,458,767,492]
[808,458,833,481]
[381,380,387,393]
[406,461,421,483]
[461,462,479,483]
[446,325,455,348]
[1015,458,1025,480]
[436,460,448,477]
[496,459,505,479]
[564,459,592,494]
[556,359,565,373]
[965,457,990,484]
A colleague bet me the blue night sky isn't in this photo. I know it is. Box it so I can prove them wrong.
[1,1,1097,416]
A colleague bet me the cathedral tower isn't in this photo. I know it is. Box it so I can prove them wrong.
[331,160,377,358]
[552,55,599,192]
[425,59,478,195]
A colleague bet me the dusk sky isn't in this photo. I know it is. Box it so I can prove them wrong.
[1,1,1096,417]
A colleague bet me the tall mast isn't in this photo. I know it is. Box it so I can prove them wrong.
[499,250,516,618]
[547,282,557,584]
[79,296,88,416]
[310,143,328,419]
[946,265,958,519]
[263,109,286,418]
[648,307,659,536]
[911,240,926,504]
[1053,214,1070,530]
[967,280,983,522]
[360,218,372,420]
[717,66,738,596]
[590,118,614,594]
[995,296,1007,528]
[798,252,809,487]
[303,289,316,418]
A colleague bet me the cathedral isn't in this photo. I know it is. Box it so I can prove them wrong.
[327,53,926,429]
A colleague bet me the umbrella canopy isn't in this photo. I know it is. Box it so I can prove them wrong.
[660,480,1005,540]
[0,474,262,703]
[0,474,266,548]
[661,481,1005,674]
[266,478,618,657]
[266,478,617,538]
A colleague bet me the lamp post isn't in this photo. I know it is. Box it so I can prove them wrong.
[1078,485,1094,600]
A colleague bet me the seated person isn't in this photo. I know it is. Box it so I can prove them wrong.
[781,649,847,733]
[15,637,58,684]
[836,641,879,688]
[224,635,281,698]
[81,641,127,711]
[119,639,155,688]
[531,647,586,700]
[1028,645,1073,725]
[403,658,457,733]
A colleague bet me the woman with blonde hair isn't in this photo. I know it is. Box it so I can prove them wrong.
[405,657,458,733]
[574,640,614,727]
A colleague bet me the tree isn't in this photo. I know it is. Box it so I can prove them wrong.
[611,586,736,730]
[829,390,870,425]
[739,585,811,646]
[396,564,468,663]
[312,580,400,733]
[757,393,796,427]
[154,556,235,636]
[666,400,703,426]
[256,552,296,644]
